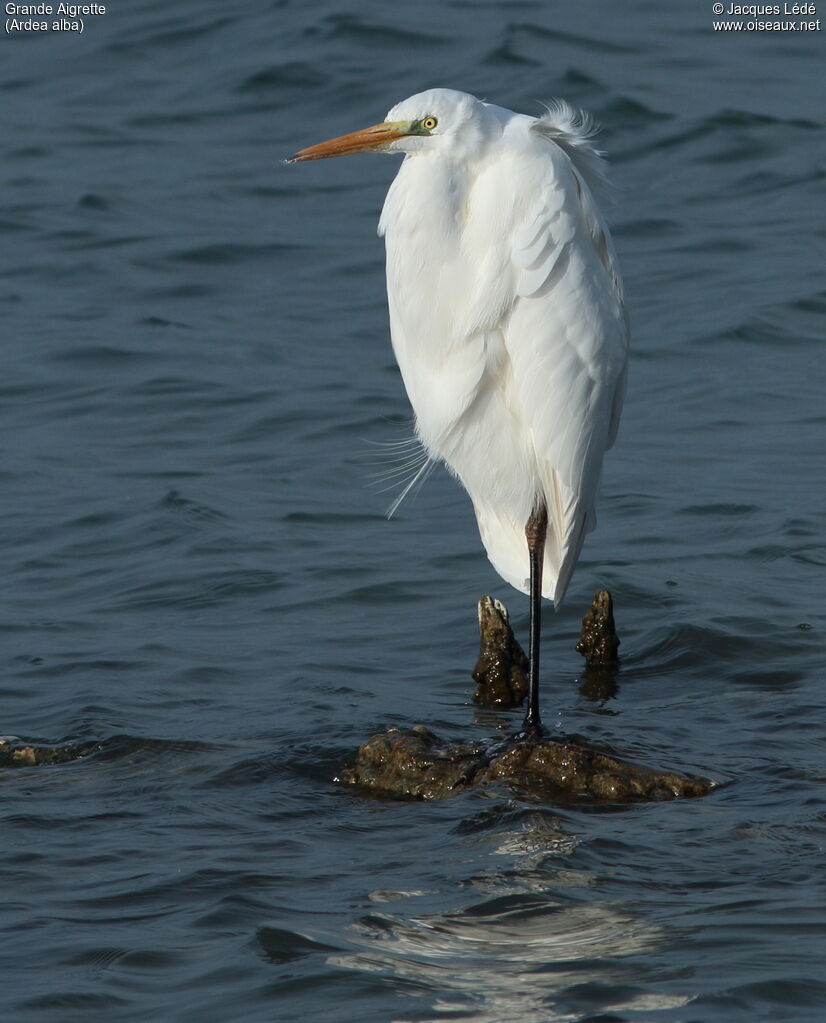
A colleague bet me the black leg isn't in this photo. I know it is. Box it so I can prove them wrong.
[523,503,548,737]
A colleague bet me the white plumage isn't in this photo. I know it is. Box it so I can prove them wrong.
[292,88,628,608]
[376,89,627,605]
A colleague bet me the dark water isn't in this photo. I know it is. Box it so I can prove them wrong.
[2,2,825,1020]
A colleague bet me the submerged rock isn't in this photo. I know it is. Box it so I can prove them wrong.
[472,596,529,708]
[0,736,99,767]
[343,726,713,803]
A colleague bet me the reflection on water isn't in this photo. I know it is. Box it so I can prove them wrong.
[332,818,679,1023]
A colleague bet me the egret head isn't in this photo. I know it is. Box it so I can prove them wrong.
[289,89,495,164]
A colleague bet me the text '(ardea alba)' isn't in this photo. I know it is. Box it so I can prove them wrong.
[291,89,628,734]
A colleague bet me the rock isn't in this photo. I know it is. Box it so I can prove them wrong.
[576,589,620,666]
[342,591,715,803]
[341,727,480,800]
[473,588,620,709]
[343,726,714,803]
[472,596,529,708]
[480,737,711,801]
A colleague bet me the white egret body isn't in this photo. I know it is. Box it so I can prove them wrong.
[292,89,628,732]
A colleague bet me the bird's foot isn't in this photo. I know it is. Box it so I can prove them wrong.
[515,718,545,743]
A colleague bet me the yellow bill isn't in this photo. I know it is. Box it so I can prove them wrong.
[289,121,414,163]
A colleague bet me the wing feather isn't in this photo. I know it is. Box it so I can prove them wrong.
[503,113,628,604]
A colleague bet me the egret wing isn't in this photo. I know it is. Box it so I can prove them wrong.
[502,123,628,604]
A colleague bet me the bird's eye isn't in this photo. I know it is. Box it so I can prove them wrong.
[422,116,438,131]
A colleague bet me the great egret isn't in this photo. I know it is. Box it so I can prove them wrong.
[291,88,628,736]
